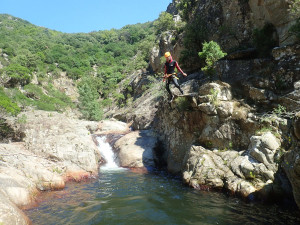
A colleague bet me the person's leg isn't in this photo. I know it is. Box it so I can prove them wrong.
[172,77,184,95]
[166,79,173,99]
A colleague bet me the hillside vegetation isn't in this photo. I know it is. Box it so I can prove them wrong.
[0,13,174,120]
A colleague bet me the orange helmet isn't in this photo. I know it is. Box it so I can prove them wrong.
[164,52,171,58]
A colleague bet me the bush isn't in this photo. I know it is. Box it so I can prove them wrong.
[7,88,33,108]
[198,41,227,78]
[2,63,31,86]
[23,84,73,112]
[0,87,20,116]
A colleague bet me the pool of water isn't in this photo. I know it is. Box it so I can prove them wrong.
[26,169,300,225]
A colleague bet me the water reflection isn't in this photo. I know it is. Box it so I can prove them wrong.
[26,170,300,225]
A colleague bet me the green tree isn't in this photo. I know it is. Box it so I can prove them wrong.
[0,14,158,117]
[198,41,227,78]
[77,76,103,121]
[153,12,175,34]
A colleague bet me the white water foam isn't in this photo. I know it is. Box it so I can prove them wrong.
[96,136,126,171]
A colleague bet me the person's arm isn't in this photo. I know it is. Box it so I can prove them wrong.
[175,62,187,76]
[163,64,167,81]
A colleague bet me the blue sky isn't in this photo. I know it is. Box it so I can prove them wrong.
[1,0,172,33]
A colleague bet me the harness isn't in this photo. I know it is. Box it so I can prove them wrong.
[163,73,179,82]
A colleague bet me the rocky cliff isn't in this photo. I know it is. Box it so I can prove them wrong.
[107,0,300,208]
[105,42,299,205]
[150,43,299,203]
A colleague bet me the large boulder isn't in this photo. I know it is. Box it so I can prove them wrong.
[21,110,100,175]
[0,143,65,203]
[114,130,158,168]
[183,132,281,198]
[97,119,130,135]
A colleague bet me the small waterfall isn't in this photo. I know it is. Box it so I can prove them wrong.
[96,136,124,171]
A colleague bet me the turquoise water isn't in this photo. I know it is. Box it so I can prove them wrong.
[26,170,300,225]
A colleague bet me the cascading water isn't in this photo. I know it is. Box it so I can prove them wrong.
[96,136,125,171]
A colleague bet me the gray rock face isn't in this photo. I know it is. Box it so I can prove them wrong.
[248,0,296,45]
[52,72,79,103]
[151,76,294,201]
[215,44,300,113]
[151,0,297,74]
[154,81,259,173]
[105,71,163,130]
[284,144,300,208]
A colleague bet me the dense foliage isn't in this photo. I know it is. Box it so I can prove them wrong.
[288,0,300,18]
[0,14,157,120]
[153,12,176,34]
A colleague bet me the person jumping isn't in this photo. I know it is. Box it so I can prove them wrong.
[163,51,187,102]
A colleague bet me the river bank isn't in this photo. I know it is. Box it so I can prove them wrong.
[0,111,130,224]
